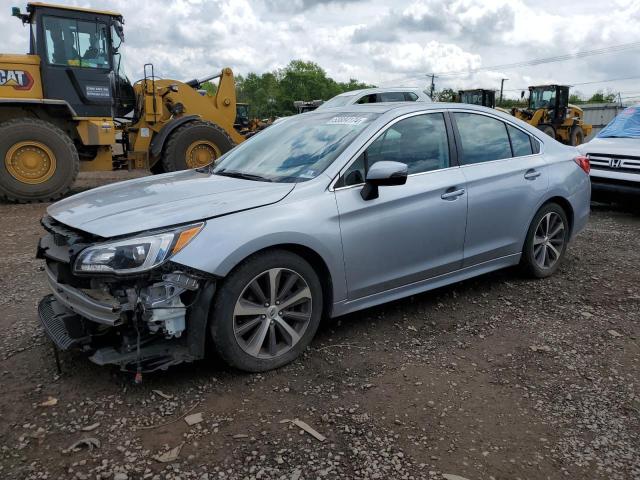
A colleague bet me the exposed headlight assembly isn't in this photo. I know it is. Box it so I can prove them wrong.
[74,223,203,275]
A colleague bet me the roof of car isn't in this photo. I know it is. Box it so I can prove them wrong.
[335,87,426,97]
[311,101,477,114]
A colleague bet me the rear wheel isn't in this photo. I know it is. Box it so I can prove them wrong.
[537,124,556,140]
[160,120,234,172]
[569,125,585,146]
[521,203,569,278]
[0,118,79,203]
[210,250,323,372]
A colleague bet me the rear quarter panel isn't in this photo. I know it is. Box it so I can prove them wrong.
[539,144,591,240]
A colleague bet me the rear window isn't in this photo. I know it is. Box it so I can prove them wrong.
[454,112,512,164]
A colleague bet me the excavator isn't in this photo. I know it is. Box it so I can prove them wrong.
[512,85,592,146]
[0,3,245,202]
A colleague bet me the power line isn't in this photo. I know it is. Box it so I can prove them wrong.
[501,74,640,92]
[434,41,640,77]
[379,41,640,87]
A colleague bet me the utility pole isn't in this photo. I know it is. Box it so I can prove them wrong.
[499,78,508,104]
[427,74,437,100]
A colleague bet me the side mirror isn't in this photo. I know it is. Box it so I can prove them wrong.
[361,161,407,200]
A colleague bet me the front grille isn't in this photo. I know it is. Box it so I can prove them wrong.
[588,153,640,175]
[38,295,87,350]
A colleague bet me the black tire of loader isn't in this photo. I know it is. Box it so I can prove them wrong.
[0,118,79,203]
[160,120,235,172]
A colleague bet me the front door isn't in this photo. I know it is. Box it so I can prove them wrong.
[334,112,468,299]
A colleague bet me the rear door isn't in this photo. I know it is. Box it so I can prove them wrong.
[451,111,548,266]
[334,111,467,299]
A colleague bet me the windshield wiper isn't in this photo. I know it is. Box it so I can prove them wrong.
[215,169,273,182]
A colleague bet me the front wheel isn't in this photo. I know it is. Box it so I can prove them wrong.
[161,120,234,172]
[210,250,323,372]
[521,203,569,278]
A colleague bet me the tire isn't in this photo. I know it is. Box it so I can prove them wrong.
[149,161,166,175]
[160,120,234,172]
[0,118,79,203]
[210,250,323,372]
[569,125,585,146]
[521,202,570,278]
[537,124,556,140]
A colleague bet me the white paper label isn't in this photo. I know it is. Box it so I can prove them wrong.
[326,116,367,126]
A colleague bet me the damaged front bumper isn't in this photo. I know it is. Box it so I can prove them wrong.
[36,216,216,372]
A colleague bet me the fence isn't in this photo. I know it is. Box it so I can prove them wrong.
[580,103,628,141]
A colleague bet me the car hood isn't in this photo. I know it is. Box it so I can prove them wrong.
[47,170,295,238]
[578,137,640,156]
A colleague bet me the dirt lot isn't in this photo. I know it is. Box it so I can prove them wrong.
[0,173,638,480]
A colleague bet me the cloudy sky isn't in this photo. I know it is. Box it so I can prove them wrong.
[3,0,640,101]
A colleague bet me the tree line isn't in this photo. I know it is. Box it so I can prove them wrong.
[203,60,373,119]
[203,60,622,118]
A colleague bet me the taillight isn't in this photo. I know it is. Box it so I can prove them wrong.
[574,155,590,174]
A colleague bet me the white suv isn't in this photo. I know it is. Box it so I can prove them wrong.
[578,105,640,198]
[317,87,431,110]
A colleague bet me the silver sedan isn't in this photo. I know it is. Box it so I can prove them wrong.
[38,103,591,373]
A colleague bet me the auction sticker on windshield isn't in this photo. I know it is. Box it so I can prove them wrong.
[327,116,368,126]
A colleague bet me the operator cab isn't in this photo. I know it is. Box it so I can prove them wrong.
[13,2,134,117]
[458,89,496,108]
[528,85,569,124]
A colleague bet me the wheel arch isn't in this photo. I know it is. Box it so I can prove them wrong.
[543,196,574,237]
[523,195,575,251]
[148,115,200,160]
[222,243,335,319]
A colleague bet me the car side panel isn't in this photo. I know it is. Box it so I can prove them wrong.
[460,154,549,267]
[538,156,591,241]
[170,187,349,304]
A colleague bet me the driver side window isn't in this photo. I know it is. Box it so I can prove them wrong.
[335,113,450,188]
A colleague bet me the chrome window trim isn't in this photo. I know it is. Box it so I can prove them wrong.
[329,108,546,191]
[329,109,451,192]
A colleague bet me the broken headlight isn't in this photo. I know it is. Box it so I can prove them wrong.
[74,223,203,274]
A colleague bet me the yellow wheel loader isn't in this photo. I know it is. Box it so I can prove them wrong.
[0,3,245,202]
[511,85,592,146]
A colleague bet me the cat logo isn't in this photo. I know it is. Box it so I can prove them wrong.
[0,69,34,90]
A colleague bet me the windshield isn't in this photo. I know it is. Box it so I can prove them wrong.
[316,94,357,110]
[529,88,555,110]
[213,111,378,182]
[460,92,482,105]
[598,106,640,138]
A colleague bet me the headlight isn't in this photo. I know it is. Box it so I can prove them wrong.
[74,223,203,274]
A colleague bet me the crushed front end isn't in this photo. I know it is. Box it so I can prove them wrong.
[36,216,215,373]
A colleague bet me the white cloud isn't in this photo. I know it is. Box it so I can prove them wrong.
[1,0,639,99]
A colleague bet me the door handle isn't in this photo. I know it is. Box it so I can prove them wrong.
[441,188,465,200]
[524,169,541,180]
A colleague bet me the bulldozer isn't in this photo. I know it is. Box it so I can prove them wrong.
[0,2,245,202]
[458,89,496,108]
[511,85,592,146]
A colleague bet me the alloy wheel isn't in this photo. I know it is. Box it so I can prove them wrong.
[533,212,565,269]
[233,268,312,359]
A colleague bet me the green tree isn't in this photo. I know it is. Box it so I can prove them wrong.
[586,89,616,103]
[229,60,375,118]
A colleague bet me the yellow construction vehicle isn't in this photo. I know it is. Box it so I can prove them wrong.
[0,3,245,202]
[511,85,592,146]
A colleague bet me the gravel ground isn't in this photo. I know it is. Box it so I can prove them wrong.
[0,173,638,480]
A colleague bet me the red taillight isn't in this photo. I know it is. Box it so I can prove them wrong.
[574,155,590,174]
